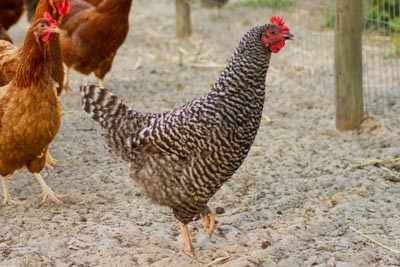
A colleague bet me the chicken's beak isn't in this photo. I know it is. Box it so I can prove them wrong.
[284,33,294,40]
[49,25,61,34]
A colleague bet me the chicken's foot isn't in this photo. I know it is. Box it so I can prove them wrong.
[1,177,24,205]
[201,206,216,237]
[178,221,196,257]
[33,173,69,206]
[46,151,57,165]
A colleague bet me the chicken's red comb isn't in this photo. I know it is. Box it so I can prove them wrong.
[269,16,290,33]
[44,12,57,27]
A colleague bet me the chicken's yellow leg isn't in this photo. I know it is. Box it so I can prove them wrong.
[1,176,24,205]
[98,78,104,87]
[178,221,196,257]
[202,212,216,237]
[64,66,72,94]
[201,206,216,237]
[33,173,69,206]
[46,151,57,165]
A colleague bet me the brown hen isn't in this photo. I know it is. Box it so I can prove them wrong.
[0,0,71,92]
[60,0,132,89]
[0,13,69,205]
[0,0,71,165]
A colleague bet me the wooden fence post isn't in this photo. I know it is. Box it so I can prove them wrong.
[175,0,191,38]
[335,0,363,130]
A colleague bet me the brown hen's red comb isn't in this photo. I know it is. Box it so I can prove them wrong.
[269,16,290,33]
[44,12,57,26]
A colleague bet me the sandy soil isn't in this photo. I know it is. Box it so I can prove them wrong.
[2,1,400,266]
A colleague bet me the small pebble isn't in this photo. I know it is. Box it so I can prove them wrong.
[215,207,225,214]
[261,240,271,249]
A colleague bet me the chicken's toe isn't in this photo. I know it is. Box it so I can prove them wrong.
[37,191,70,206]
[46,152,57,165]
[2,177,25,205]
[201,206,216,237]
[3,197,25,205]
[33,173,69,206]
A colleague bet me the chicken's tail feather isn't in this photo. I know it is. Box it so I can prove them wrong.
[81,84,128,130]
[80,84,133,160]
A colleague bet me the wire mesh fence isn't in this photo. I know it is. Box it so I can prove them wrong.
[362,0,400,131]
[230,0,400,131]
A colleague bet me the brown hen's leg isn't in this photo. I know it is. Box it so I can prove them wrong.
[46,151,57,165]
[1,177,24,205]
[63,67,72,94]
[201,206,216,237]
[33,173,69,206]
[98,78,104,87]
[178,221,196,257]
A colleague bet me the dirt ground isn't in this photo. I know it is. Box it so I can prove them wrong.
[2,1,400,266]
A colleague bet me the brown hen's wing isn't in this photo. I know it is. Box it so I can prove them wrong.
[0,40,18,86]
[61,8,93,36]
[0,24,13,43]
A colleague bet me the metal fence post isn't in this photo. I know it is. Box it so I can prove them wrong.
[335,0,363,130]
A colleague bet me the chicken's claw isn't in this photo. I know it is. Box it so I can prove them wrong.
[33,173,69,206]
[3,197,25,205]
[201,206,216,237]
[37,191,70,206]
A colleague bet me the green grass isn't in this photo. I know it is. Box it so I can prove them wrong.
[323,11,335,29]
[230,0,293,9]
[392,35,400,57]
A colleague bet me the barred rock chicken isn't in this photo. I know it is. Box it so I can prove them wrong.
[81,16,293,255]
[0,13,69,205]
[60,0,132,90]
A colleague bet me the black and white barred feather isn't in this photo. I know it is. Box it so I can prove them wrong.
[81,24,275,224]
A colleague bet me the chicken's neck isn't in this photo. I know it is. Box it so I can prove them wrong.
[34,0,60,22]
[14,33,51,88]
[212,25,271,101]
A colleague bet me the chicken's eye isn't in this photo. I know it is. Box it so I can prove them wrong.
[270,30,275,35]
